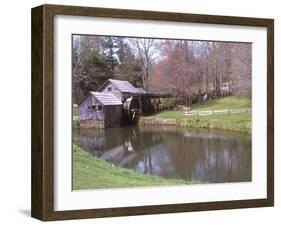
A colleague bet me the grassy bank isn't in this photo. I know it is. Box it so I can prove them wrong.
[73,106,79,117]
[73,144,199,190]
[72,106,80,128]
[140,96,251,133]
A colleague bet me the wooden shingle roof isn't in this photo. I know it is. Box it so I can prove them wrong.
[98,79,146,94]
[90,92,122,105]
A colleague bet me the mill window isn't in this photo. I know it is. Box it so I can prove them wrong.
[97,105,103,111]
[88,105,96,112]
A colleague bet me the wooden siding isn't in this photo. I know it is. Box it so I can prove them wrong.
[78,93,123,128]
[104,105,123,127]
[79,94,104,121]
[100,82,122,100]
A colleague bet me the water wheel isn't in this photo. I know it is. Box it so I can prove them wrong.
[123,97,141,123]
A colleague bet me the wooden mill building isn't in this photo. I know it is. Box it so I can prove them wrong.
[78,79,169,128]
[79,91,123,128]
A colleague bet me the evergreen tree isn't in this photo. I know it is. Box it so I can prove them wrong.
[115,38,143,87]
[102,37,119,74]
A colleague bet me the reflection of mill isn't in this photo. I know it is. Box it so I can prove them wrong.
[77,127,164,171]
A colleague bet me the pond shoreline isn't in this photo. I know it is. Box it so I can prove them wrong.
[74,115,251,134]
[139,118,177,126]
[139,114,251,134]
[73,144,200,190]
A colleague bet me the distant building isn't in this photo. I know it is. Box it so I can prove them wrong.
[220,82,232,95]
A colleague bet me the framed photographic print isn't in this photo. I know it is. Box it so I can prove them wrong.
[31,4,274,221]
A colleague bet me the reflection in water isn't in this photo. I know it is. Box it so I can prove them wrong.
[73,126,251,183]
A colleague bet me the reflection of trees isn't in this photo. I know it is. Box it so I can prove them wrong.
[129,130,166,176]
[74,127,251,183]
[188,135,251,183]
[143,148,153,175]
[161,129,251,182]
[166,132,207,180]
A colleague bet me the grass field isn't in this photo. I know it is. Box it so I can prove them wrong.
[73,144,200,190]
[140,96,252,133]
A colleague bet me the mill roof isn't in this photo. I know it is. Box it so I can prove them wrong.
[98,79,146,94]
[90,92,122,105]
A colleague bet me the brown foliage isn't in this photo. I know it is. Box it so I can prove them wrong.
[149,40,252,104]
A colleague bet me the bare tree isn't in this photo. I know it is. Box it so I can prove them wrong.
[231,43,252,96]
[72,36,93,78]
[130,38,162,91]
[181,40,192,106]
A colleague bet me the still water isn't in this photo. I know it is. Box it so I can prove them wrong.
[73,126,251,183]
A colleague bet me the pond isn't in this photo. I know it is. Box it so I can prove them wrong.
[73,126,251,183]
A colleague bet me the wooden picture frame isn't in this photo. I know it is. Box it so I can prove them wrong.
[31,4,274,221]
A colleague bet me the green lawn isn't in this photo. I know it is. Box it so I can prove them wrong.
[140,96,252,133]
[191,96,251,110]
[73,144,200,190]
